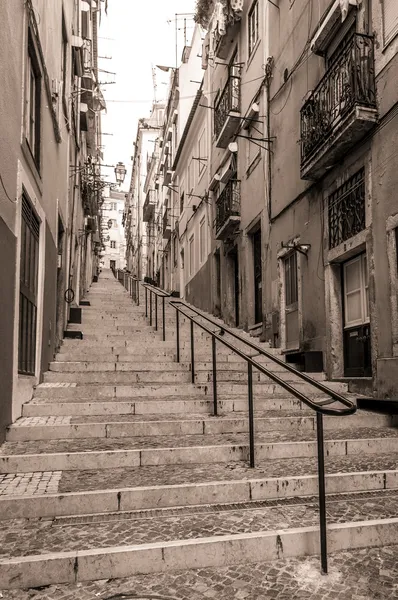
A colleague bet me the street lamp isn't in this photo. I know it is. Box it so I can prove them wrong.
[114,162,127,186]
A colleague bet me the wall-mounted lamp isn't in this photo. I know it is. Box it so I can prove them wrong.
[281,241,311,256]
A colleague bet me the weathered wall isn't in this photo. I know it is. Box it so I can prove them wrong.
[0,218,17,442]
[40,223,58,375]
[185,257,213,314]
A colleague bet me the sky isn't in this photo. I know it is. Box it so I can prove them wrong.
[98,0,197,189]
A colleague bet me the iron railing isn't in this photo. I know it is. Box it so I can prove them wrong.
[215,180,241,235]
[214,67,242,138]
[300,33,376,166]
[117,277,357,575]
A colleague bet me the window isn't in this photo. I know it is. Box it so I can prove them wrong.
[189,235,195,275]
[343,254,369,328]
[110,240,116,249]
[26,32,41,168]
[328,169,365,249]
[199,217,206,264]
[198,130,207,177]
[180,191,185,213]
[248,1,259,56]
[19,194,40,375]
[382,0,398,45]
[110,202,117,210]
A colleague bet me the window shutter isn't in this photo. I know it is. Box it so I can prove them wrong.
[383,0,398,45]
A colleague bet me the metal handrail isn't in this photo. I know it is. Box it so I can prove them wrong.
[127,281,357,574]
[170,300,355,416]
[142,283,172,341]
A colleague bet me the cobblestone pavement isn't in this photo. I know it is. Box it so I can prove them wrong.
[0,471,61,496]
[1,546,398,599]
[2,427,397,456]
[59,452,398,492]
[1,491,398,558]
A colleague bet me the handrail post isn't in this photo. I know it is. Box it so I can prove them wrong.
[248,362,255,468]
[162,297,166,341]
[176,309,180,363]
[155,295,158,331]
[212,336,217,416]
[145,287,148,317]
[149,290,152,326]
[137,281,140,306]
[316,412,328,574]
[190,319,195,384]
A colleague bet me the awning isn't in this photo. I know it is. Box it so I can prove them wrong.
[310,0,361,55]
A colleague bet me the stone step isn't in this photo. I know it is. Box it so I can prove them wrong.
[2,458,398,519]
[55,353,178,362]
[1,427,398,473]
[21,396,326,416]
[0,546,396,597]
[33,383,205,399]
[43,370,192,384]
[6,411,393,441]
[1,493,398,588]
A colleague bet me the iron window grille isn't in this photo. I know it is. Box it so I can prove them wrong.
[328,168,365,249]
[18,194,40,375]
[26,31,42,169]
[300,33,376,166]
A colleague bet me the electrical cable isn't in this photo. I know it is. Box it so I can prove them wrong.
[0,172,17,204]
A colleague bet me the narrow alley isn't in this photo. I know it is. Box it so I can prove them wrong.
[1,271,398,598]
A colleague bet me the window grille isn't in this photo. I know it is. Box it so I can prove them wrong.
[328,168,365,249]
[18,194,40,375]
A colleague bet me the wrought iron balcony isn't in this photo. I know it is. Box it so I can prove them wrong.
[215,180,240,240]
[214,68,242,148]
[163,209,171,240]
[300,33,377,180]
[143,191,156,222]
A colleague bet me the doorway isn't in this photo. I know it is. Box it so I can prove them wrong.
[343,253,371,377]
[233,250,239,327]
[284,252,299,350]
[253,229,262,324]
[110,260,116,271]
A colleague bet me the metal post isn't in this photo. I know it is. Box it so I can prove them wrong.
[190,319,195,384]
[137,281,140,306]
[149,291,152,326]
[145,287,148,317]
[176,309,180,363]
[316,412,328,575]
[212,336,217,416]
[162,297,166,341]
[248,362,255,468]
[155,295,158,331]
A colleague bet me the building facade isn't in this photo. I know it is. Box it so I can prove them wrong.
[124,0,398,397]
[101,188,126,271]
[0,0,104,441]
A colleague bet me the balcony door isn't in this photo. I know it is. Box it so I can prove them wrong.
[343,254,371,377]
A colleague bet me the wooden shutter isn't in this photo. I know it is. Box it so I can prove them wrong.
[383,0,398,45]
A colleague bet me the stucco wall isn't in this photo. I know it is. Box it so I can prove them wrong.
[0,217,16,442]
[40,222,58,375]
[185,257,213,314]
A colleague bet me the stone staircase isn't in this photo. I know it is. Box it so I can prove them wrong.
[1,270,398,594]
